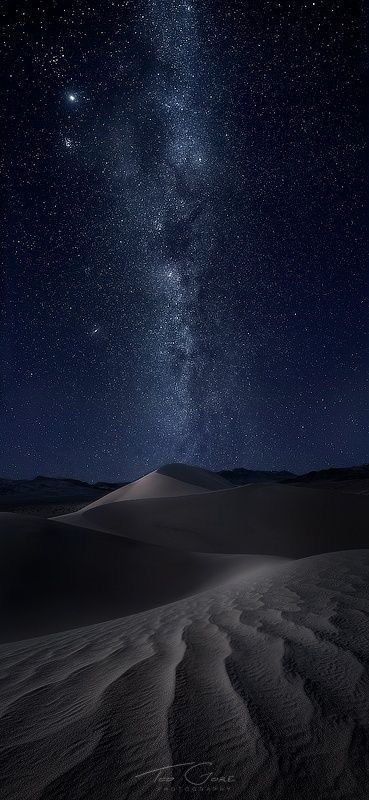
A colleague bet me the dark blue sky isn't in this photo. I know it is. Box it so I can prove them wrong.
[2,0,368,481]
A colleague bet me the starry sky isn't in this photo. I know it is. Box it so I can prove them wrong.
[2,0,368,481]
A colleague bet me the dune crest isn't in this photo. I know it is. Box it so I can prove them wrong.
[61,463,230,514]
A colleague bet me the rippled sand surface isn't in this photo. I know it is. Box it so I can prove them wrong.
[1,550,369,800]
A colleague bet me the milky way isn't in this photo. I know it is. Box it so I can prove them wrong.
[2,0,368,480]
[112,0,220,460]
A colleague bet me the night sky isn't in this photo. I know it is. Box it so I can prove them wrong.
[2,0,368,481]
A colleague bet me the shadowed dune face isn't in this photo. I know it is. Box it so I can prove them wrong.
[156,463,231,489]
[0,513,276,642]
[59,481,369,557]
[1,463,368,640]
[1,551,369,800]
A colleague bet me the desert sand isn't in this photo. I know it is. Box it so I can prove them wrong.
[0,463,369,799]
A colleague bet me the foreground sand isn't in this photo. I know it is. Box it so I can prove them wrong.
[1,551,369,800]
[1,465,369,799]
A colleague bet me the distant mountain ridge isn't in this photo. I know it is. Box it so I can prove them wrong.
[282,465,369,483]
[0,475,124,503]
[221,464,369,494]
[219,468,295,485]
[1,464,369,502]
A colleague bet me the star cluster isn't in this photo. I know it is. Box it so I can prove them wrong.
[1,0,368,480]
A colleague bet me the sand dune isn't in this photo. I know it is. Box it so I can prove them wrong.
[67,463,230,511]
[2,463,368,640]
[1,550,369,799]
[1,463,369,798]
[59,474,369,557]
[0,512,272,642]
